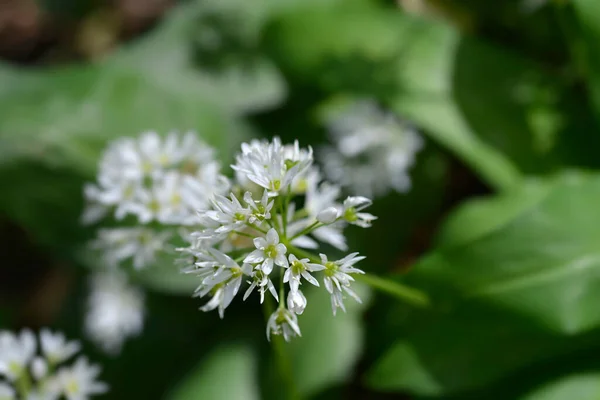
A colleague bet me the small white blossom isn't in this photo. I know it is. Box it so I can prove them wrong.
[316,207,340,224]
[266,308,301,342]
[243,269,279,304]
[286,289,308,315]
[91,228,170,270]
[85,272,145,355]
[199,193,251,234]
[56,358,108,400]
[244,190,273,223]
[342,196,377,228]
[30,357,47,381]
[0,330,106,400]
[244,228,288,274]
[321,253,366,315]
[192,249,252,318]
[39,330,80,366]
[0,329,36,381]
[321,99,423,197]
[284,254,324,293]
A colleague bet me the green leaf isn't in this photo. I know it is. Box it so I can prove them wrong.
[366,171,600,395]
[288,284,370,396]
[411,171,600,334]
[168,344,260,400]
[572,0,600,121]
[522,373,600,400]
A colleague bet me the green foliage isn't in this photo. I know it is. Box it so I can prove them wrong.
[168,344,260,400]
[522,373,600,400]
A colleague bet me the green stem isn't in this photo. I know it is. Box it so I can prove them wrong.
[248,223,267,234]
[289,221,322,241]
[354,273,430,307]
[17,370,32,398]
[263,298,301,400]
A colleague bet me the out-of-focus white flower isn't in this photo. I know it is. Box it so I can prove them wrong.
[266,308,301,342]
[320,253,366,315]
[91,228,171,270]
[85,272,145,355]
[177,137,372,341]
[0,329,36,381]
[39,330,80,366]
[0,330,106,399]
[56,357,108,400]
[321,99,423,197]
[83,131,228,226]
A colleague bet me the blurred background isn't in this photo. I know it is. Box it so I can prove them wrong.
[3,0,600,399]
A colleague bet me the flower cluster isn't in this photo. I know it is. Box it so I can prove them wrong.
[83,131,228,270]
[320,98,423,197]
[179,137,375,341]
[85,271,145,355]
[0,329,107,400]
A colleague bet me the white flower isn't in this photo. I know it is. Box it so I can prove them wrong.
[266,308,301,342]
[243,269,279,304]
[0,330,36,381]
[0,382,14,400]
[199,193,250,234]
[286,290,308,315]
[342,196,377,228]
[91,228,170,270]
[232,137,312,195]
[320,253,365,315]
[193,249,252,318]
[316,207,340,224]
[85,272,145,355]
[83,131,228,225]
[39,330,80,366]
[244,190,274,223]
[244,228,288,274]
[56,358,108,400]
[30,357,48,381]
[283,254,324,293]
[321,99,423,197]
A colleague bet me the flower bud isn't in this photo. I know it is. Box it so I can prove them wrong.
[317,207,340,224]
[31,357,47,380]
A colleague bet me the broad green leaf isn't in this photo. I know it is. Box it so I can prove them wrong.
[408,171,600,334]
[168,344,260,400]
[522,373,600,400]
[366,171,600,395]
[287,285,370,396]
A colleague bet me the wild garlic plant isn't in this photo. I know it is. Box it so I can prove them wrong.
[82,131,227,352]
[179,137,378,341]
[0,329,107,400]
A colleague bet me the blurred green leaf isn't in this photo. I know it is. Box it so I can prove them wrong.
[288,285,370,396]
[366,171,600,395]
[522,373,600,400]
[572,0,600,121]
[413,171,600,334]
[268,3,600,190]
[168,344,260,400]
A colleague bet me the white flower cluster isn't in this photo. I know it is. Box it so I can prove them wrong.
[85,271,145,355]
[83,131,228,270]
[0,329,107,400]
[320,99,423,198]
[179,137,375,341]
